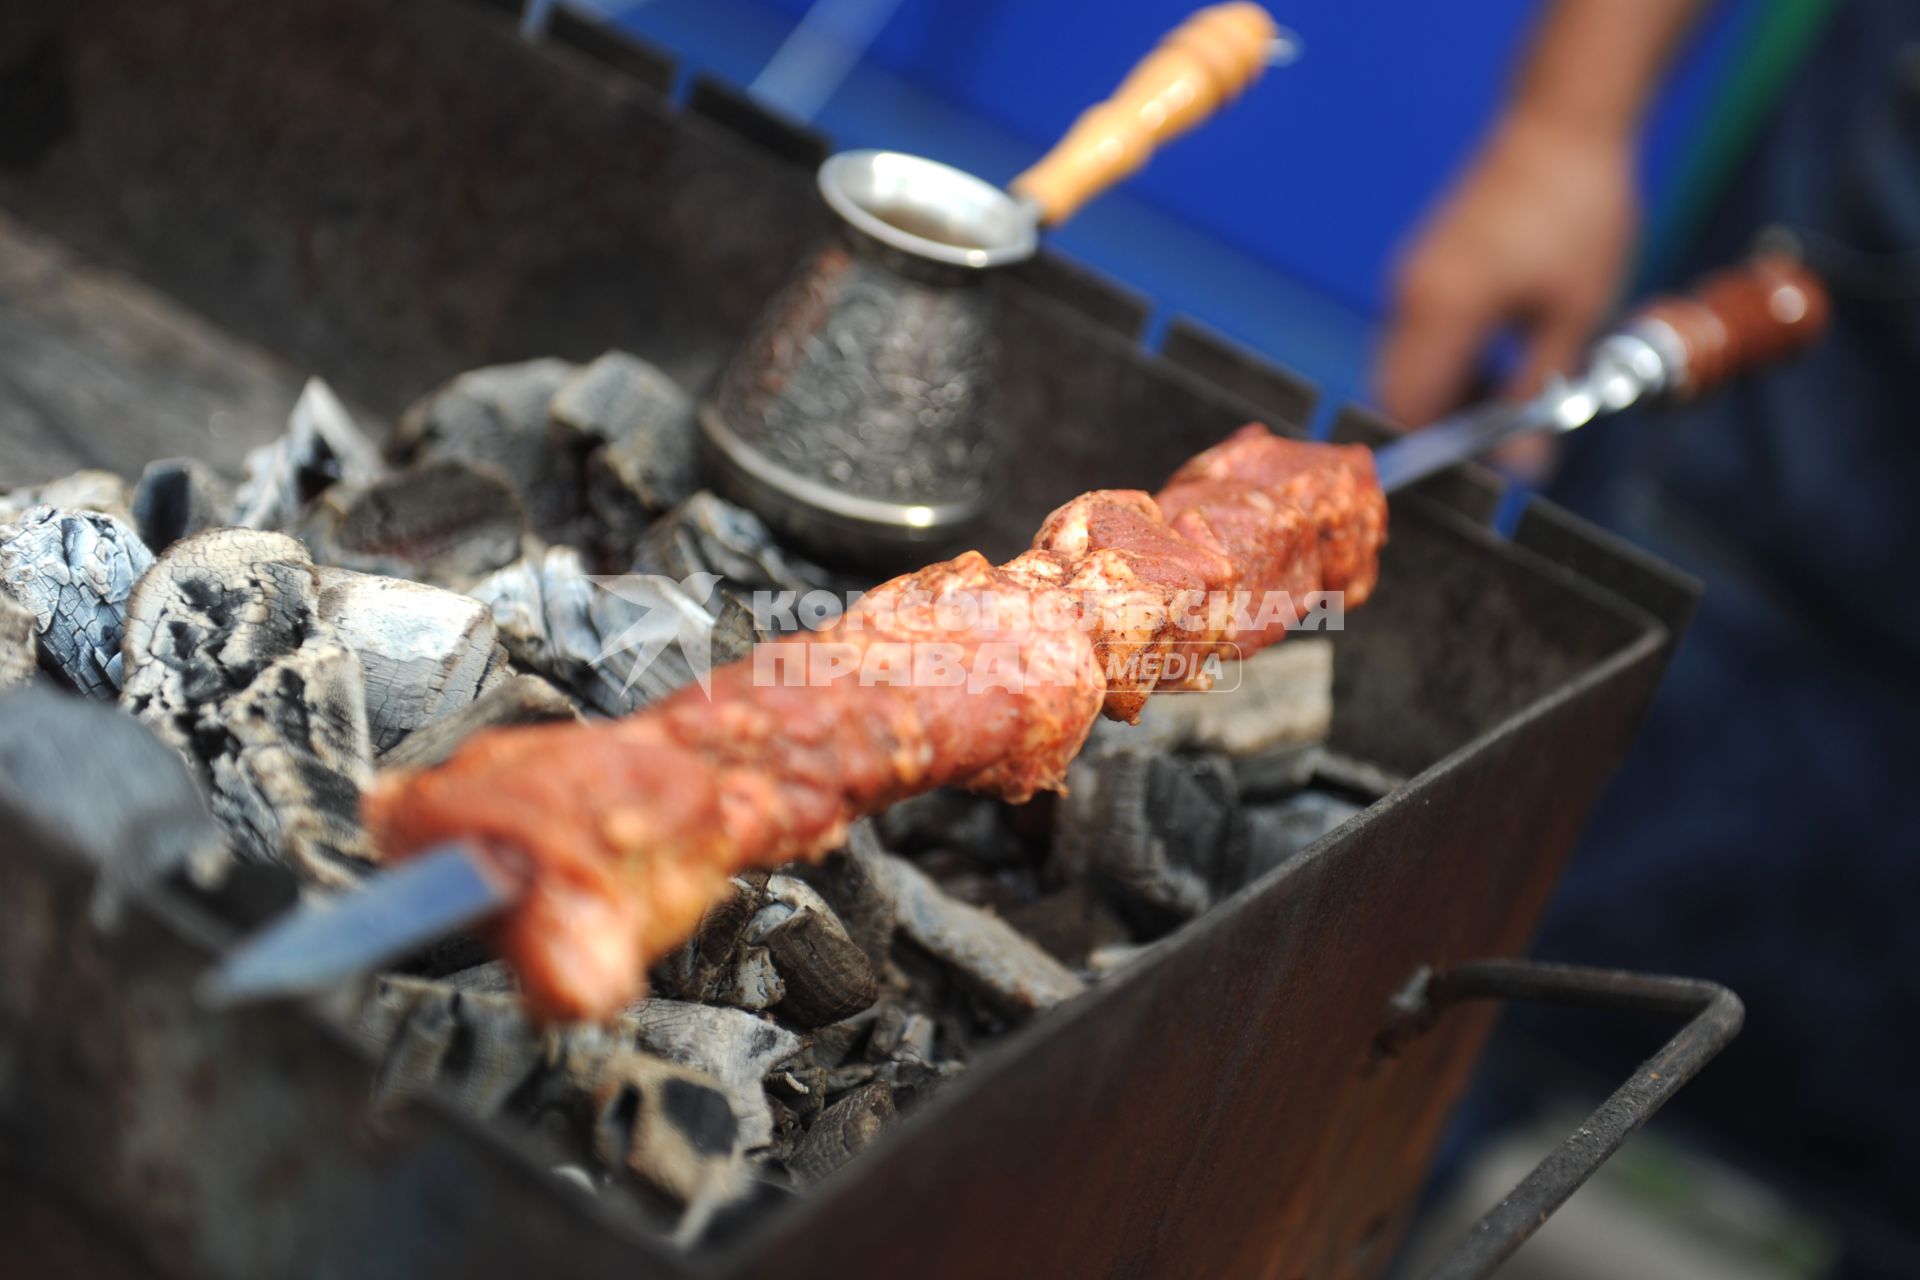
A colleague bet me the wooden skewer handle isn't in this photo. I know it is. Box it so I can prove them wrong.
[1009,2,1278,227]
[1631,253,1831,397]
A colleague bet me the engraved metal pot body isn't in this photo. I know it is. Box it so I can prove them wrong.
[700,150,1040,567]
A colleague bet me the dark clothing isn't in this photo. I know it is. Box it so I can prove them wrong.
[1532,0,1920,1264]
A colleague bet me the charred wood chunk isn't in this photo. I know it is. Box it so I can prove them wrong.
[392,358,588,545]
[0,470,132,525]
[652,873,778,1008]
[998,881,1133,971]
[377,672,579,769]
[578,1049,750,1220]
[763,908,879,1028]
[0,683,222,926]
[1244,789,1365,880]
[0,592,37,690]
[0,505,153,697]
[361,976,752,1224]
[311,567,501,753]
[875,788,1025,864]
[788,1081,895,1186]
[471,545,749,715]
[632,491,835,601]
[119,528,375,885]
[233,377,385,531]
[815,822,903,973]
[360,977,548,1117]
[1112,637,1333,759]
[651,873,877,1025]
[131,457,235,552]
[845,825,1085,1019]
[301,457,527,589]
[1055,748,1249,922]
[206,644,375,887]
[623,999,804,1152]
[554,352,698,552]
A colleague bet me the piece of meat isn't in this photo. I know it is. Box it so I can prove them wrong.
[364,425,1387,1021]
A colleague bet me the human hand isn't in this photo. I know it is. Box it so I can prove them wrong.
[1375,110,1639,431]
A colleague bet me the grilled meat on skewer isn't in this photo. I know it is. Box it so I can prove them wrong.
[364,425,1387,1021]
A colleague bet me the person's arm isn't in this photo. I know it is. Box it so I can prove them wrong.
[1375,0,1710,428]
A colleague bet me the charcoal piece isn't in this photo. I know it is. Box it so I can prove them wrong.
[863,1004,933,1065]
[1123,638,1334,758]
[0,505,153,697]
[875,788,1024,863]
[361,977,549,1116]
[845,825,1085,1019]
[553,352,697,550]
[301,457,527,589]
[631,491,832,599]
[1244,790,1365,881]
[204,644,375,887]
[358,978,749,1228]
[1229,744,1324,801]
[131,457,234,551]
[762,901,878,1028]
[233,377,384,531]
[1055,749,1249,920]
[814,824,906,974]
[623,999,804,1151]
[377,672,579,769]
[577,1047,750,1230]
[804,1011,880,1070]
[472,545,748,715]
[788,1081,895,1186]
[119,527,375,886]
[392,358,585,544]
[0,470,132,525]
[653,873,874,1024]
[312,567,502,753]
[0,683,222,925]
[0,593,37,690]
[652,873,768,1004]
[999,881,1132,970]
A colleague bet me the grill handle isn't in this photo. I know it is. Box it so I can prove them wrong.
[1376,960,1745,1280]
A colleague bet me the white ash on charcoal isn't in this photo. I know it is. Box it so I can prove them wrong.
[377,672,579,769]
[311,567,509,753]
[0,469,132,524]
[118,527,376,887]
[232,377,385,532]
[1124,637,1333,757]
[357,976,753,1236]
[551,352,699,557]
[653,872,879,1028]
[298,456,529,589]
[632,491,840,604]
[0,683,224,925]
[0,592,38,690]
[621,999,805,1154]
[130,457,235,552]
[471,544,757,715]
[392,358,592,546]
[0,505,153,697]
